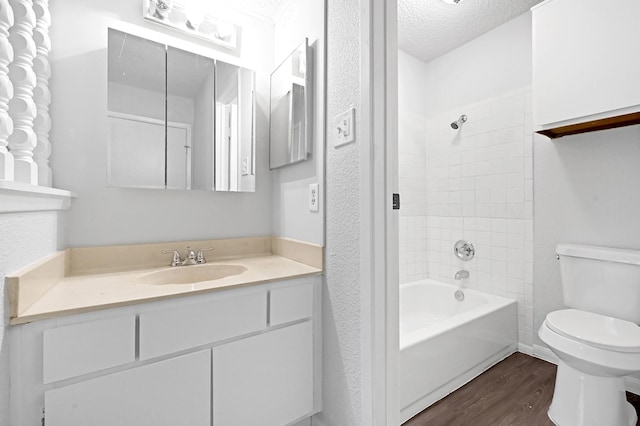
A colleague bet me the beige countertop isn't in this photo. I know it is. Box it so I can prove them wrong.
[8,237,323,325]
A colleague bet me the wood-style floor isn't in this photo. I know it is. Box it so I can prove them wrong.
[403,352,640,426]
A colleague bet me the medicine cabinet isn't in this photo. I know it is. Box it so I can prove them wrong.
[107,28,256,192]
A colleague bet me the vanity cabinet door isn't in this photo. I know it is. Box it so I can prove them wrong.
[139,290,266,360]
[532,0,640,128]
[43,315,135,383]
[270,281,314,326]
[44,350,211,426]
[212,321,314,426]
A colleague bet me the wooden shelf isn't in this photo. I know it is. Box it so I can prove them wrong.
[537,112,640,139]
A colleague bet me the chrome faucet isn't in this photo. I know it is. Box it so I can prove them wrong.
[454,269,469,280]
[182,247,197,265]
[161,247,214,266]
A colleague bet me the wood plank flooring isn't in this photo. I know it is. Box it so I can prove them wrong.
[403,352,640,426]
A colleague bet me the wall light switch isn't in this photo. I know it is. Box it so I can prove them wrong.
[334,107,355,147]
[309,183,319,212]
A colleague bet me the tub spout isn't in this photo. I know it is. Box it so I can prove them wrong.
[454,270,469,280]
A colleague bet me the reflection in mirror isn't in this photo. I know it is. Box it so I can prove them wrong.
[107,30,167,189]
[215,62,238,191]
[269,38,312,169]
[167,45,214,190]
[107,28,256,192]
[214,62,256,192]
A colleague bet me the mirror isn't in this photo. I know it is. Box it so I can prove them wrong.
[107,28,256,191]
[269,38,312,169]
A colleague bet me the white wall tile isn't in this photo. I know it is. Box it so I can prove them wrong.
[400,87,534,346]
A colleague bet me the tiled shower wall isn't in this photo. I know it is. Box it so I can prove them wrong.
[398,108,428,284]
[399,87,534,347]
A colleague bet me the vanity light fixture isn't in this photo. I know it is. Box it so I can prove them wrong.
[143,0,240,50]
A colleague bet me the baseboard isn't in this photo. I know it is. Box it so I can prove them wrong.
[531,344,558,365]
[517,343,533,355]
[527,344,640,396]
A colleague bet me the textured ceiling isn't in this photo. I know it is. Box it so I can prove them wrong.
[398,0,544,63]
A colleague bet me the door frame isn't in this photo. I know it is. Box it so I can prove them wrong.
[359,0,399,424]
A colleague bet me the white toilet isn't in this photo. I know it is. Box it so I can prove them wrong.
[539,244,640,426]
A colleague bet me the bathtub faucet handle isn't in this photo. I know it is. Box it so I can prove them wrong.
[454,240,475,261]
[454,269,469,280]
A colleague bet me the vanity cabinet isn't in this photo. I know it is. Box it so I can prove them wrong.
[532,0,640,132]
[10,277,320,426]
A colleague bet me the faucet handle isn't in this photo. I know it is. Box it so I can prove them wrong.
[161,250,182,267]
[196,248,214,264]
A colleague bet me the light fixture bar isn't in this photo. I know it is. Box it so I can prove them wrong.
[143,0,239,50]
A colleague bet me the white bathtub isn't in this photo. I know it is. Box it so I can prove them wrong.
[399,279,517,423]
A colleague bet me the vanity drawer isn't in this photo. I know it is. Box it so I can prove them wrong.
[270,281,315,326]
[43,315,136,384]
[139,291,267,360]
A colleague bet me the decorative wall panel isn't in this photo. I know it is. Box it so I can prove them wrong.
[32,0,51,186]
[0,0,14,180]
[7,0,37,184]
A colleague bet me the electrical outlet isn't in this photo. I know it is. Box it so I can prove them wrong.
[241,157,249,176]
[309,183,319,212]
[334,107,355,147]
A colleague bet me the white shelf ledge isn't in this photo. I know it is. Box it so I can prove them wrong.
[0,181,76,213]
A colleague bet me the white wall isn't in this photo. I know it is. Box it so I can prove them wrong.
[0,212,61,426]
[270,0,325,246]
[49,0,275,247]
[422,13,532,118]
[314,0,362,423]
[533,125,640,346]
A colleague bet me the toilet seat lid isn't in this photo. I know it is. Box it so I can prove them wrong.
[546,309,640,353]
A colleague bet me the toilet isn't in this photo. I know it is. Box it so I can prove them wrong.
[539,244,640,426]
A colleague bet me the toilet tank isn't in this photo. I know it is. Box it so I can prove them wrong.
[557,244,640,323]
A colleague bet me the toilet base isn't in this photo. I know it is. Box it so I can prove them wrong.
[548,359,637,426]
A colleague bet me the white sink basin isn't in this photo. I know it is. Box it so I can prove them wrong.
[138,264,247,285]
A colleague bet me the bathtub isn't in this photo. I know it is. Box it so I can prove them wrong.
[400,279,517,423]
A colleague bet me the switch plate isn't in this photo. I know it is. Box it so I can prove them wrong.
[334,107,355,147]
[309,183,319,212]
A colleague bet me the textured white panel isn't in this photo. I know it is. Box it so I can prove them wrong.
[320,0,363,424]
[1,211,59,426]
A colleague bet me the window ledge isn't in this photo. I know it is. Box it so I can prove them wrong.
[0,181,77,213]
